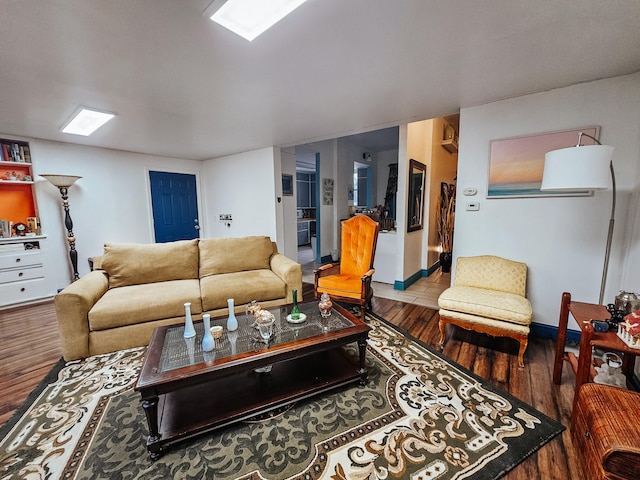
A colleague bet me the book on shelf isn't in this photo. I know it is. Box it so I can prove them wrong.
[22,145,31,163]
[0,142,28,162]
[0,220,11,239]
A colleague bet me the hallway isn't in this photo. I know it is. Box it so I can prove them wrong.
[298,245,450,310]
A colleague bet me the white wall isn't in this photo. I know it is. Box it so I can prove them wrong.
[28,139,203,294]
[202,147,279,243]
[308,140,338,258]
[403,122,428,282]
[455,72,640,328]
[280,148,298,260]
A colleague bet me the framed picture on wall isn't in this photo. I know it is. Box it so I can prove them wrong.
[282,174,293,196]
[487,126,599,198]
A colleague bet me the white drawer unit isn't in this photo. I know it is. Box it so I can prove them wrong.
[0,250,42,271]
[0,278,48,304]
[0,236,50,307]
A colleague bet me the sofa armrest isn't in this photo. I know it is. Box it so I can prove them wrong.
[270,253,302,303]
[54,270,109,361]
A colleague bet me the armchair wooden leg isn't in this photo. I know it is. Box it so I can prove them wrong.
[438,319,447,351]
[517,338,528,368]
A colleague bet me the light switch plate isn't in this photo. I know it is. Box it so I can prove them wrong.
[466,202,480,211]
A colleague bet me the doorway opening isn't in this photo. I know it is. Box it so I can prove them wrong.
[296,151,318,270]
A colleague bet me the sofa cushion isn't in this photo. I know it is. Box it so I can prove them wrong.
[454,255,527,296]
[101,239,199,288]
[199,236,274,277]
[438,285,532,326]
[89,279,202,330]
[200,269,285,311]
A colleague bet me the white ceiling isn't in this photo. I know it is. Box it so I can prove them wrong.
[1,0,639,161]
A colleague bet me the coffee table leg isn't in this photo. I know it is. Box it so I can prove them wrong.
[357,336,368,385]
[142,395,162,459]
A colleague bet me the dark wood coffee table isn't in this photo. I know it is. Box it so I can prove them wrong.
[134,301,370,459]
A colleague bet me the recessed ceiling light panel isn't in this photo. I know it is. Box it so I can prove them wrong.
[61,107,116,136]
[205,0,307,41]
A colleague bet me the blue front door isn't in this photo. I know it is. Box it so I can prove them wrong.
[149,171,200,243]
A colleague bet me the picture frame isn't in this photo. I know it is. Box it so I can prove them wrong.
[282,174,293,196]
[487,126,599,198]
[322,178,334,205]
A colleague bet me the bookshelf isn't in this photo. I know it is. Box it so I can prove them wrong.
[0,138,50,307]
[0,138,39,239]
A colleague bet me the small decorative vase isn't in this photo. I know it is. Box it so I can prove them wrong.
[226,298,238,331]
[319,292,333,318]
[202,314,215,352]
[290,289,300,320]
[183,302,196,338]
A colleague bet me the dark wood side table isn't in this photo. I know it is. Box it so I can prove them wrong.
[553,292,638,398]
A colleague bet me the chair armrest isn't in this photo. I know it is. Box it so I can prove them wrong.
[314,263,339,298]
[314,263,339,276]
[54,270,109,361]
[361,268,375,280]
[270,253,302,303]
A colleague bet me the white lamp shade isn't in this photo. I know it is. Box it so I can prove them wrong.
[41,174,82,188]
[540,144,614,191]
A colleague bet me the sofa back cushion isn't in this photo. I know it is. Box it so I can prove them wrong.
[102,239,199,288]
[453,255,527,297]
[199,236,274,277]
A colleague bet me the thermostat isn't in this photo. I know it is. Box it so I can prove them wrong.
[463,187,477,196]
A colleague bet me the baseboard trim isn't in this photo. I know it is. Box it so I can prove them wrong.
[425,264,440,277]
[530,322,581,342]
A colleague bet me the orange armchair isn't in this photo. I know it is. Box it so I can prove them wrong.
[314,215,380,319]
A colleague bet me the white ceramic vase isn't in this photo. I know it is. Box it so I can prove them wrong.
[202,313,215,352]
[183,302,196,338]
[226,298,238,331]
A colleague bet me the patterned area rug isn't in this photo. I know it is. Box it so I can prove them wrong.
[0,312,563,479]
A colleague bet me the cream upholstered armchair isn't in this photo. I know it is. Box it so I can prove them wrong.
[437,255,533,367]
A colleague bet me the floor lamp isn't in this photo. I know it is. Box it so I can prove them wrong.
[41,174,83,282]
[540,132,615,305]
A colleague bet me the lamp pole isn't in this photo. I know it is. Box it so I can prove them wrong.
[542,132,615,305]
[41,174,82,282]
[578,133,617,305]
[58,185,80,281]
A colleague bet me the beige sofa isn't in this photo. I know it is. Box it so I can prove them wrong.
[55,236,302,361]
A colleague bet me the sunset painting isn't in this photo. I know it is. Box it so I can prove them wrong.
[488,127,598,198]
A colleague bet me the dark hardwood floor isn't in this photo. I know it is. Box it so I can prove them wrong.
[0,290,584,479]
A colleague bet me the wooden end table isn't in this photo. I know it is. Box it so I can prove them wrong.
[134,301,370,459]
[553,291,638,398]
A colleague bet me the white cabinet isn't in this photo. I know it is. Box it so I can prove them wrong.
[0,236,49,307]
[297,221,310,246]
[372,232,398,284]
